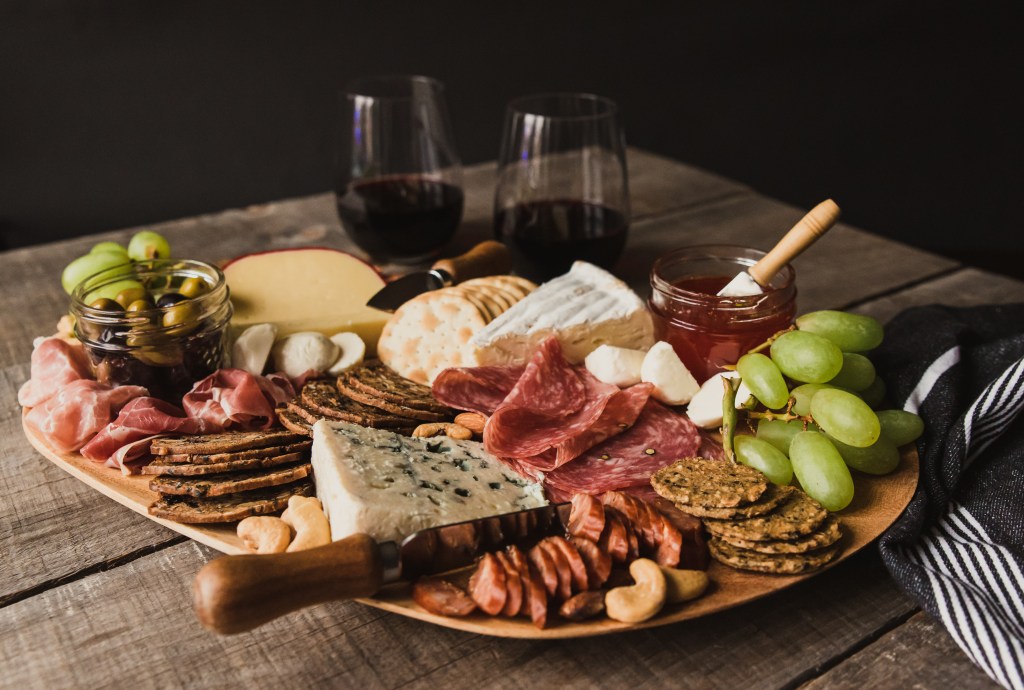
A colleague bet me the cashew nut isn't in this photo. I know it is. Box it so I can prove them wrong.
[237,516,293,554]
[604,558,667,623]
[281,496,331,552]
[660,566,709,603]
[412,422,473,440]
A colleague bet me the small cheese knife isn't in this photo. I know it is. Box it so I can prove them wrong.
[193,502,569,634]
[366,240,512,312]
[717,199,841,297]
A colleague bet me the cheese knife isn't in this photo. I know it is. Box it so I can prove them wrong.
[366,240,512,311]
[193,502,569,634]
[717,199,841,297]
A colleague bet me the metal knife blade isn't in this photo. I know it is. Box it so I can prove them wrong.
[366,268,452,312]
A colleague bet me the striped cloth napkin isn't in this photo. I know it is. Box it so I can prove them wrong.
[874,304,1024,690]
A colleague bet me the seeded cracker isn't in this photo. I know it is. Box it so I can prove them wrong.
[158,440,312,465]
[717,514,843,554]
[650,457,768,508]
[148,463,312,498]
[703,490,829,542]
[150,429,306,456]
[709,538,842,574]
[142,451,309,476]
[673,483,795,519]
[341,361,453,413]
[334,378,451,422]
[148,480,314,524]
[277,408,313,436]
[300,380,419,428]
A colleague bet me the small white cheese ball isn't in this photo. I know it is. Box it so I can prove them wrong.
[231,323,278,376]
[327,332,367,375]
[584,344,647,387]
[686,371,754,428]
[640,341,700,406]
[271,332,340,378]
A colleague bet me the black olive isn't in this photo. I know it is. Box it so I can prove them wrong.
[156,292,187,308]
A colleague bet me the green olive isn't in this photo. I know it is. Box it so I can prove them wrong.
[126,298,155,314]
[133,343,183,367]
[179,277,209,299]
[162,302,198,335]
[115,286,151,310]
[126,324,164,348]
[88,298,123,313]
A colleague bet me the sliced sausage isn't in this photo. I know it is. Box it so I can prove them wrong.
[544,536,589,593]
[539,539,574,601]
[570,536,612,589]
[654,513,683,567]
[528,543,560,597]
[568,493,605,543]
[601,492,652,553]
[652,497,710,571]
[495,550,524,617]
[412,577,477,617]
[624,519,640,561]
[598,509,630,564]
[558,590,606,622]
[469,552,507,615]
[524,562,549,629]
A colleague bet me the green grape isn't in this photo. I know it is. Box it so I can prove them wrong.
[756,418,818,454]
[789,431,855,511]
[127,231,172,261]
[829,435,900,475]
[790,383,834,417]
[827,353,876,391]
[90,241,128,256]
[737,353,789,409]
[61,252,132,294]
[734,435,793,486]
[769,330,843,383]
[795,310,884,352]
[810,388,880,448]
[877,409,924,446]
[859,375,887,408]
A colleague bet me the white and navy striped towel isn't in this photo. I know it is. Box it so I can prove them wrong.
[874,304,1024,690]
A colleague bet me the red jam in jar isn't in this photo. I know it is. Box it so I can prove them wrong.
[648,245,797,382]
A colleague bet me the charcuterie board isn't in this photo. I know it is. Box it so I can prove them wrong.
[23,412,918,639]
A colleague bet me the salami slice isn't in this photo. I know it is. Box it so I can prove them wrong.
[468,553,507,615]
[528,543,561,598]
[499,337,586,417]
[495,551,524,617]
[544,400,702,495]
[553,382,653,466]
[432,365,525,416]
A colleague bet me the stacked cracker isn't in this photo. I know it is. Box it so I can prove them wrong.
[277,361,456,436]
[377,276,537,384]
[651,458,844,575]
[144,430,314,523]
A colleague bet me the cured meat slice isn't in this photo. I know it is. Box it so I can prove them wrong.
[568,493,606,543]
[554,382,653,466]
[495,551,524,617]
[468,553,507,615]
[537,539,574,601]
[651,509,684,568]
[544,400,702,495]
[81,397,218,466]
[524,562,548,629]
[18,337,92,407]
[412,577,477,616]
[544,537,589,593]
[653,498,711,571]
[500,337,585,417]
[25,379,149,454]
[698,429,727,461]
[570,537,612,589]
[431,365,525,416]
[528,544,560,598]
[598,509,630,564]
[183,369,295,430]
[600,491,655,553]
[506,545,533,619]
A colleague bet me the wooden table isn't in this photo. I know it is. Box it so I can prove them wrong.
[1,150,1014,689]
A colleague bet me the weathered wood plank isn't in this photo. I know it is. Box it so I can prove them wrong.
[801,612,1000,690]
[616,194,959,305]
[0,541,917,690]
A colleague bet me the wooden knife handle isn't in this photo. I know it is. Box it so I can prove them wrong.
[192,533,383,634]
[432,241,511,283]
[749,199,841,286]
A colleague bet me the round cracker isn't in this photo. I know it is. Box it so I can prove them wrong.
[703,490,829,542]
[717,515,843,554]
[651,457,768,508]
[673,483,794,519]
[709,538,842,574]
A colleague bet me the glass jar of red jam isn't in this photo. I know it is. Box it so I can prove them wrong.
[648,245,796,382]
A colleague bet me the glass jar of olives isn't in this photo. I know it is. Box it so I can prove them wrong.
[70,259,233,402]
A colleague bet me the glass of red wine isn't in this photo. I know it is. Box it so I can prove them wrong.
[494,93,629,282]
[335,76,464,264]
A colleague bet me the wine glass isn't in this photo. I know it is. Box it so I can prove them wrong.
[335,75,464,264]
[494,93,630,282]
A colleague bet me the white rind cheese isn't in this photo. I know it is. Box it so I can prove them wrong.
[472,261,655,365]
[311,420,547,544]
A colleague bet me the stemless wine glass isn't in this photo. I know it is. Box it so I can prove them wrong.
[335,75,464,264]
[494,93,629,282]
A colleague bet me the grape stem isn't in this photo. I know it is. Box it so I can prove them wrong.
[746,325,796,355]
[721,377,739,463]
[746,409,816,427]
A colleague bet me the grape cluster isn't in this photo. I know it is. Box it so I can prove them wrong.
[726,310,924,512]
[61,231,172,296]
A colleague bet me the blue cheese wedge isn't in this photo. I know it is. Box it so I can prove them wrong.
[472,261,655,366]
[311,420,547,543]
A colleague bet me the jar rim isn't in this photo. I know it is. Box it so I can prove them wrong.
[650,244,795,311]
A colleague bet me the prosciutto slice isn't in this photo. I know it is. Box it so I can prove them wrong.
[81,397,217,467]
[183,369,294,429]
[24,379,148,453]
[18,337,92,407]
[544,399,702,496]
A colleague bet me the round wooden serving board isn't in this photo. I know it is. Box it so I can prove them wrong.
[23,412,918,639]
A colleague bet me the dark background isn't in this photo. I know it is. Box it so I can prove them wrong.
[1,1,1020,277]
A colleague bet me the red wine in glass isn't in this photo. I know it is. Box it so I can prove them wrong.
[493,199,628,283]
[336,177,464,263]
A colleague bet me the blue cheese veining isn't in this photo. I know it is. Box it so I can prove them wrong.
[311,420,547,543]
